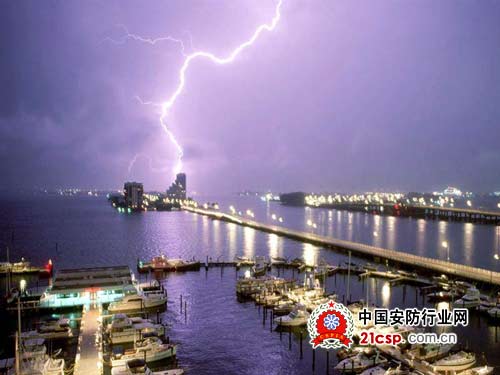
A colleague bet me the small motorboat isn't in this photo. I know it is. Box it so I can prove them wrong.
[433,351,476,373]
[274,307,309,327]
[271,256,287,265]
[108,337,176,368]
[21,318,73,340]
[111,358,184,375]
[252,256,268,277]
[335,352,388,373]
[452,287,481,308]
[108,293,167,314]
[106,314,166,344]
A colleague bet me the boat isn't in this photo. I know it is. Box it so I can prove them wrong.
[459,366,494,375]
[43,357,65,375]
[21,318,73,340]
[408,343,454,361]
[288,258,305,268]
[271,256,287,265]
[384,365,419,374]
[359,365,386,375]
[111,359,184,375]
[453,287,481,308]
[108,337,177,368]
[252,256,268,277]
[106,314,166,344]
[273,301,294,316]
[274,307,309,327]
[21,338,47,359]
[139,256,200,272]
[426,290,459,302]
[335,352,388,373]
[108,293,167,314]
[432,351,476,373]
[487,306,500,319]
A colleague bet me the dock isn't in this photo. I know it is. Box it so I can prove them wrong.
[183,206,500,286]
[74,306,101,375]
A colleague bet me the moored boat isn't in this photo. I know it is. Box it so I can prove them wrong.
[111,358,184,375]
[106,314,166,344]
[108,293,167,314]
[108,337,176,368]
[432,351,476,373]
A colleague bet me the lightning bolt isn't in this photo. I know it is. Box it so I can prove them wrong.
[128,153,171,174]
[109,0,283,178]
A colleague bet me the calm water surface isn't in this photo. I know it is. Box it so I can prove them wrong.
[0,195,499,373]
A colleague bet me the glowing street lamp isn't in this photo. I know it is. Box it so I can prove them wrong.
[441,241,450,262]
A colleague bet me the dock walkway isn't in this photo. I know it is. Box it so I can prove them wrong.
[74,306,101,375]
[183,206,500,286]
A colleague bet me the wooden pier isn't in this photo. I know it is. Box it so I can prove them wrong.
[183,206,500,286]
[74,306,101,375]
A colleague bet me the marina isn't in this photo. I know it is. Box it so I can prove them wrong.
[1,196,500,374]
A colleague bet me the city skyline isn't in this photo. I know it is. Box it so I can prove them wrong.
[1,0,500,194]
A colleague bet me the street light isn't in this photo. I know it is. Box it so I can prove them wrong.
[441,241,450,262]
[373,231,378,237]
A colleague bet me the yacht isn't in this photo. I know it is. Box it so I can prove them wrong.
[108,293,167,313]
[452,287,481,308]
[108,337,177,368]
[274,307,309,327]
[106,314,166,344]
[21,321,72,340]
[408,343,454,361]
[111,359,184,375]
[432,351,476,373]
[335,352,388,373]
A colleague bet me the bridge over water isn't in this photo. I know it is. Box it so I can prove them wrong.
[183,206,500,286]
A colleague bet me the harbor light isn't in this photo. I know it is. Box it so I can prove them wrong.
[466,200,472,207]
[373,231,378,237]
[271,214,277,220]
[495,254,499,260]
[244,270,251,278]
[278,217,283,223]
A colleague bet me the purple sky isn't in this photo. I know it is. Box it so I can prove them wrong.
[1,0,500,194]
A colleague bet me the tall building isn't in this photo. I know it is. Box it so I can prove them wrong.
[124,182,144,210]
[167,173,187,200]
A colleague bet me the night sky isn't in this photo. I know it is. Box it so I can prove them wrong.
[1,0,500,194]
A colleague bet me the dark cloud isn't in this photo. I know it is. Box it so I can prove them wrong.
[1,0,500,193]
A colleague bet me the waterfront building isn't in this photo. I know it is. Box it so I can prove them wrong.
[40,266,136,308]
[124,182,144,210]
[443,186,463,197]
[167,173,187,200]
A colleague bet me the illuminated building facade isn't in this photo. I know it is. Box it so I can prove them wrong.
[167,173,187,200]
[124,181,144,210]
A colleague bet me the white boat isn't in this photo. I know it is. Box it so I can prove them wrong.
[384,364,419,374]
[109,337,176,368]
[107,314,166,344]
[408,343,453,361]
[335,352,388,373]
[21,325,72,340]
[252,256,268,276]
[452,287,481,308]
[39,317,70,333]
[108,293,166,313]
[43,358,65,375]
[111,359,184,375]
[359,365,386,375]
[274,308,309,327]
[487,306,500,319]
[432,351,476,372]
[459,366,494,375]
